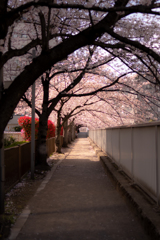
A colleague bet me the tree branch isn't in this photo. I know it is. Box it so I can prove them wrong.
[21,94,41,117]
[105,28,160,63]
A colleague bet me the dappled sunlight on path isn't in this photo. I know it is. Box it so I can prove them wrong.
[66,138,97,160]
[13,137,151,240]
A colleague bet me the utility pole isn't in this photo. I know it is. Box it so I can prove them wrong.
[31,49,36,180]
[0,39,5,214]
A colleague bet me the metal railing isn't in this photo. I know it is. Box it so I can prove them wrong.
[89,122,160,204]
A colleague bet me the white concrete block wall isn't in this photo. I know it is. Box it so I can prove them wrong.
[89,122,160,204]
[4,132,24,142]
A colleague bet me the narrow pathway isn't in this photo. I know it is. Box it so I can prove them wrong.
[12,138,151,240]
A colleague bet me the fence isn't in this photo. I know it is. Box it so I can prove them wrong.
[89,122,160,204]
[4,137,55,192]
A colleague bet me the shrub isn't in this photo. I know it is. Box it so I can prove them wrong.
[18,116,39,141]
[4,141,26,149]
[18,116,55,141]
[14,126,22,132]
[47,120,56,138]
[4,136,16,147]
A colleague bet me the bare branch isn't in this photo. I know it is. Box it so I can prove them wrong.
[21,94,41,116]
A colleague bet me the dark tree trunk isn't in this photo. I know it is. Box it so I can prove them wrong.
[62,119,68,147]
[0,1,8,40]
[37,74,50,168]
[68,123,72,144]
[55,114,62,153]
[37,113,48,167]
[71,121,75,141]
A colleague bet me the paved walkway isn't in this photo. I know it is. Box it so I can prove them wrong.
[9,138,151,240]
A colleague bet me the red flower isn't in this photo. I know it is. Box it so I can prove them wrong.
[18,116,55,141]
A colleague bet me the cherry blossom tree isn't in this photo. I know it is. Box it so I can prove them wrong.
[19,63,160,159]
[0,0,160,176]
[1,0,160,214]
[1,0,160,147]
[17,48,101,164]
[12,40,160,165]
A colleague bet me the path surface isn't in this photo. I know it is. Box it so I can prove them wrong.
[9,138,151,240]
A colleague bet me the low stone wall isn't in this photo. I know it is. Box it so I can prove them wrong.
[4,131,24,142]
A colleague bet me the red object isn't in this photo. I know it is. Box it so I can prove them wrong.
[18,116,55,141]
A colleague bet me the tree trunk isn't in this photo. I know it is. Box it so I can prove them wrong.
[37,75,50,168]
[55,114,62,153]
[63,119,68,147]
[37,113,48,167]
[71,121,75,141]
[68,123,72,144]
[0,2,8,40]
